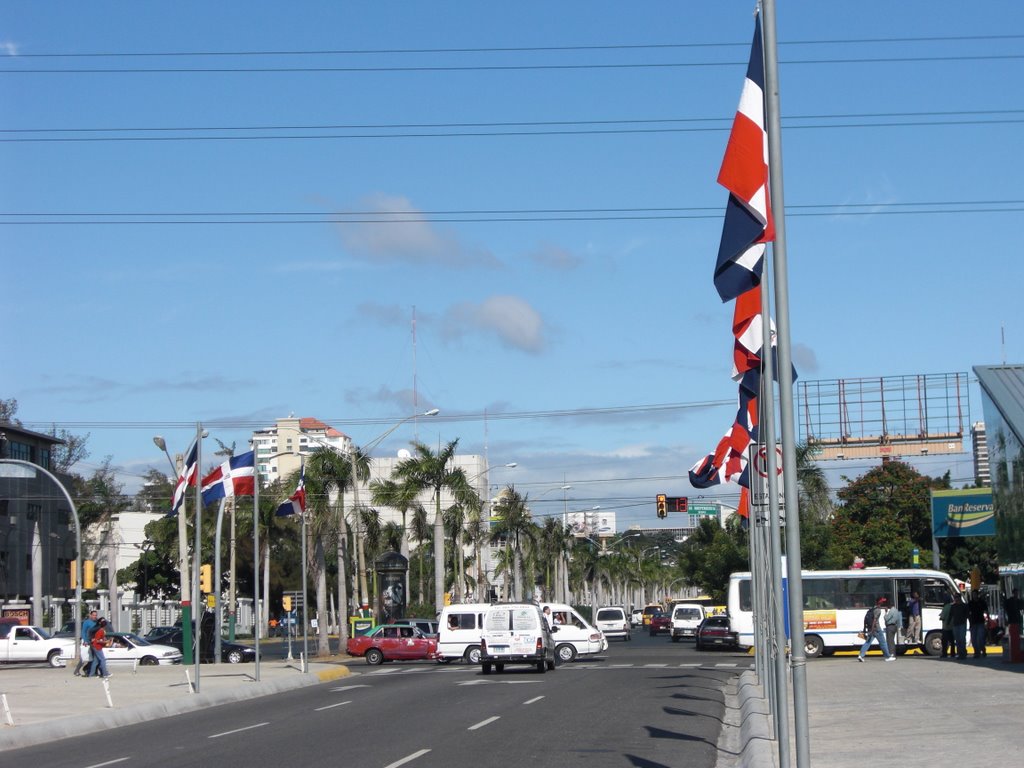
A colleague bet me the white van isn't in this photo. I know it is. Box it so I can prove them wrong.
[541,602,608,662]
[670,603,706,642]
[436,603,489,663]
[480,602,556,674]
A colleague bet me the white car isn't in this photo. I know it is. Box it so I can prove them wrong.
[595,606,631,641]
[102,632,183,666]
[630,609,644,627]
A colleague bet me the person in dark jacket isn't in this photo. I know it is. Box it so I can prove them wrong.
[968,592,988,657]
[949,597,969,659]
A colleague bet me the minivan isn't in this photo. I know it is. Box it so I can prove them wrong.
[480,602,556,674]
[541,602,609,662]
[437,603,489,663]
[670,603,706,642]
[594,606,631,641]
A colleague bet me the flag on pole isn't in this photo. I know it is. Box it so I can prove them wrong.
[275,463,306,517]
[200,451,255,506]
[688,387,759,489]
[166,438,198,518]
[714,14,773,303]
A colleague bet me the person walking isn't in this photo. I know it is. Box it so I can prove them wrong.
[884,600,903,659]
[968,591,988,658]
[950,596,969,659]
[74,609,98,677]
[905,591,922,645]
[86,617,111,679]
[858,597,893,662]
[940,596,955,658]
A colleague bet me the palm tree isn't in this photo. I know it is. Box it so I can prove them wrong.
[392,440,477,612]
[463,497,489,601]
[303,447,355,647]
[489,485,538,601]
[407,505,431,603]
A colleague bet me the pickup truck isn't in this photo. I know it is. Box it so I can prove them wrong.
[648,612,671,637]
[0,625,78,667]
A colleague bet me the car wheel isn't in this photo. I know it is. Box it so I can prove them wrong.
[803,635,824,659]
[556,644,577,663]
[227,649,244,664]
[365,648,384,665]
[482,662,492,675]
[464,645,482,664]
[671,635,680,643]
[696,641,704,651]
[47,650,64,668]
[140,656,159,666]
[546,659,556,670]
[495,663,505,673]
[536,660,546,673]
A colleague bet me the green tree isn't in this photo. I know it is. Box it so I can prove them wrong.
[488,485,538,601]
[677,517,748,602]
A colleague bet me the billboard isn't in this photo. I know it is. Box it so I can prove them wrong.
[931,488,995,538]
[567,511,616,538]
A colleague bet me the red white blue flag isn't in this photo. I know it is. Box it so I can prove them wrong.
[714,14,773,303]
[688,387,759,489]
[166,438,198,518]
[200,451,255,506]
[275,463,306,518]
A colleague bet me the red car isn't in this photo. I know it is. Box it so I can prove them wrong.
[346,624,439,665]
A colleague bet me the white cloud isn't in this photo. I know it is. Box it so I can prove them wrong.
[334,193,501,268]
[1,42,19,56]
[442,295,546,354]
[528,242,582,270]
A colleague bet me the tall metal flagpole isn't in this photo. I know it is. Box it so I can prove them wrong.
[761,2,810,766]
[253,463,261,682]
[192,422,203,692]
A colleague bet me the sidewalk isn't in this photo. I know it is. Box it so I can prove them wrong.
[0,654,353,753]
[721,648,1023,768]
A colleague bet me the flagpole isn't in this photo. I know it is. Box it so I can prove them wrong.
[177,450,194,668]
[193,421,203,693]
[253,460,261,682]
[761,2,810,766]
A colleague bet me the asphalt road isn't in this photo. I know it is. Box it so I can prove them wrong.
[7,630,753,768]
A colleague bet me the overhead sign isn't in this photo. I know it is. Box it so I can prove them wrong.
[931,488,994,538]
[687,503,720,517]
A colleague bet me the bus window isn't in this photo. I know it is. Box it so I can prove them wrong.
[922,578,957,608]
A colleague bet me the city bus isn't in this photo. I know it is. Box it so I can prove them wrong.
[727,568,962,658]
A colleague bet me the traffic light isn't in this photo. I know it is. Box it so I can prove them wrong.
[656,494,667,519]
[282,595,292,612]
[70,560,78,589]
[199,564,212,593]
[83,560,95,589]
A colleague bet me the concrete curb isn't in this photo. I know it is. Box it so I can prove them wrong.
[732,669,775,768]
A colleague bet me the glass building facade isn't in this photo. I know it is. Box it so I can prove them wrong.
[974,366,1024,581]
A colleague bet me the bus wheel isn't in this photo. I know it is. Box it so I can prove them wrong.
[923,631,943,657]
[803,635,824,658]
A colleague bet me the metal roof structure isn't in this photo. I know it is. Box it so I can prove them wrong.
[974,364,1024,445]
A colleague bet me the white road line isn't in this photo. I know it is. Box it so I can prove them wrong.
[208,722,269,739]
[715,663,739,667]
[643,663,669,667]
[330,684,371,692]
[85,759,131,768]
[315,700,352,711]
[678,663,702,667]
[383,749,431,767]
[523,695,545,705]
[468,716,501,730]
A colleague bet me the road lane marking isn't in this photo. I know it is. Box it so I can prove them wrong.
[315,700,352,711]
[457,679,544,686]
[468,716,501,730]
[330,684,370,692]
[523,695,545,705]
[384,749,431,767]
[643,663,669,667]
[208,722,269,739]
[85,759,131,768]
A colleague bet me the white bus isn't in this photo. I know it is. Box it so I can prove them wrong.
[728,568,962,658]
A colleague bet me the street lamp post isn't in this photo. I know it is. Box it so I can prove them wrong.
[152,435,194,668]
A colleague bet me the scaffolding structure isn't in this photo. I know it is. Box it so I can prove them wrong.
[798,372,967,460]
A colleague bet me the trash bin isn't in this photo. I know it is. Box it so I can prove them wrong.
[375,551,409,625]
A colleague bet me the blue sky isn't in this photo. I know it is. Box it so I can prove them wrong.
[2,2,1021,530]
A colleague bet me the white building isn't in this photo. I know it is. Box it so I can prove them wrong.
[252,416,352,485]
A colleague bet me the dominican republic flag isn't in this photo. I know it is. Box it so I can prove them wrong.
[275,464,306,517]
[731,285,797,387]
[714,13,773,303]
[166,438,199,518]
[688,386,759,489]
[200,451,255,506]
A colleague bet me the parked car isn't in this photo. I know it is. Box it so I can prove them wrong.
[102,632,183,666]
[392,617,440,638]
[594,606,631,641]
[480,602,556,674]
[670,603,706,642]
[346,624,439,665]
[630,608,644,627]
[145,628,258,664]
[54,621,78,639]
[0,624,76,667]
[144,626,178,640]
[695,615,739,651]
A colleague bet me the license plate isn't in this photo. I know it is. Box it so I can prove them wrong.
[491,645,509,653]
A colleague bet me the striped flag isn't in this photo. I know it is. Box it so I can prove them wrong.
[689,387,759,489]
[275,463,306,517]
[200,451,255,506]
[714,14,773,303]
[166,438,198,518]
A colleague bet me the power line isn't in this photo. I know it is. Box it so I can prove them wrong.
[10,34,1023,58]
[2,53,1022,75]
